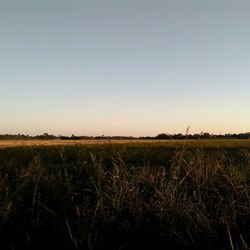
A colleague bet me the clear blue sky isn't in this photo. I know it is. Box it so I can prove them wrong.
[1,0,250,136]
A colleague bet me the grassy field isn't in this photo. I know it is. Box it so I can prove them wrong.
[0,140,250,249]
[1,139,250,148]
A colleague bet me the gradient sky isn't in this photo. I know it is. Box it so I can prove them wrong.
[1,0,250,136]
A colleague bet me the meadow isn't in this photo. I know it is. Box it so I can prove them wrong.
[0,139,250,250]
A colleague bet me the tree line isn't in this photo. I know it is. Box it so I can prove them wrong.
[0,132,250,140]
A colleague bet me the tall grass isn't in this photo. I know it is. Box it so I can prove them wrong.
[0,143,250,249]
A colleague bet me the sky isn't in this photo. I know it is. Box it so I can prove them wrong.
[1,0,250,136]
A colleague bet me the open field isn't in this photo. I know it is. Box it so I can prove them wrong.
[0,139,150,148]
[1,139,250,148]
[1,141,250,249]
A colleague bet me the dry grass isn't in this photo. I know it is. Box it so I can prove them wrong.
[0,142,250,249]
[0,139,148,148]
[0,139,250,148]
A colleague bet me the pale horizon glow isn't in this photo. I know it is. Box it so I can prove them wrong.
[1,0,250,137]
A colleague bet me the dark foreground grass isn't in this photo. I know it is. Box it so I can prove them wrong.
[0,142,250,250]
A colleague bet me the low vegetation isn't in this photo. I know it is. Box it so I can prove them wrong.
[0,141,250,249]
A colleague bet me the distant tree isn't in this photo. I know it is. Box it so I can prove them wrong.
[203,132,211,139]
[155,133,171,139]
